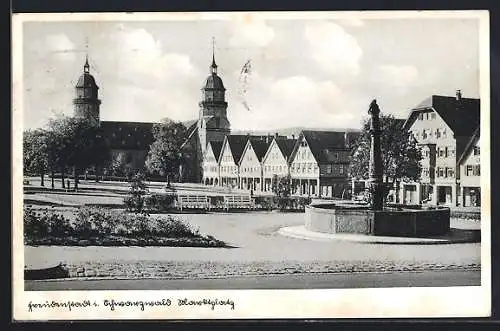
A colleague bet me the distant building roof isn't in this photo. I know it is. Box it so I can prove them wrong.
[100,121,154,150]
[403,95,480,136]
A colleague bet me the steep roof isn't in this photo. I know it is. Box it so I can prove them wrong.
[403,95,480,136]
[100,121,154,150]
[275,138,297,160]
[301,130,349,163]
[180,121,199,151]
[225,135,249,164]
[182,119,198,131]
[208,140,223,161]
[457,126,480,165]
[248,138,271,162]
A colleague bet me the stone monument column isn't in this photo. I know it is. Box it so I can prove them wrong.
[368,99,384,210]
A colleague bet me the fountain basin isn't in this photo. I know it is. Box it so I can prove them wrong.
[305,203,450,237]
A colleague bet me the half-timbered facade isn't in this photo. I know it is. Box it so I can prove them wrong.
[261,137,296,192]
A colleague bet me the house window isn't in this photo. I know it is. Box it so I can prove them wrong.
[339,164,344,175]
[422,130,428,139]
[446,168,454,178]
[326,165,332,174]
[334,153,339,160]
[423,168,429,177]
[474,165,481,176]
[437,167,444,177]
[473,146,480,156]
[442,129,447,138]
[431,113,436,119]
[436,129,441,138]
[449,148,455,157]
[419,113,424,120]
[439,148,444,158]
[466,165,474,176]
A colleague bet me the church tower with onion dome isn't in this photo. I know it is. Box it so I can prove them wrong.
[197,41,231,157]
[73,56,101,126]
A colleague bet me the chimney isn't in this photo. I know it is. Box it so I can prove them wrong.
[275,132,279,139]
[456,89,462,101]
[292,134,295,140]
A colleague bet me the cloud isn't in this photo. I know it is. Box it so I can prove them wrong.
[228,15,276,48]
[304,22,363,76]
[375,65,419,86]
[104,25,197,81]
[228,74,359,130]
[30,33,77,63]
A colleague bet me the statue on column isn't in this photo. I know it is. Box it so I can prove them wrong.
[368,99,384,210]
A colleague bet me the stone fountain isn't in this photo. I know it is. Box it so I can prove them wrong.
[303,100,451,237]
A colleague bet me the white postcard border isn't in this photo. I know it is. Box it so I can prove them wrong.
[12,10,491,320]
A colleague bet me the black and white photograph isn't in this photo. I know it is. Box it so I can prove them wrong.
[12,11,490,320]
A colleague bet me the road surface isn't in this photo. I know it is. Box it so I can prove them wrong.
[25,270,481,291]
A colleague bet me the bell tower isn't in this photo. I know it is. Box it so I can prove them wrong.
[197,38,231,156]
[73,55,101,126]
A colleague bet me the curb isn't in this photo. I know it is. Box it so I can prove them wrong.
[278,226,480,245]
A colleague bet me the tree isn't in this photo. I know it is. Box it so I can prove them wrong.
[349,114,422,204]
[47,116,110,191]
[145,118,193,183]
[23,129,49,187]
[271,174,292,210]
[123,172,148,214]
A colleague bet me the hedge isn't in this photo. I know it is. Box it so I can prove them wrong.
[24,206,227,247]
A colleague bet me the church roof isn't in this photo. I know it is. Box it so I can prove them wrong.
[76,72,99,89]
[100,121,154,150]
[204,74,225,90]
[403,95,480,137]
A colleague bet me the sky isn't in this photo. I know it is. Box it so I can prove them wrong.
[21,14,481,131]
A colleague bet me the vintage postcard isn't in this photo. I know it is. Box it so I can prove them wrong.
[12,10,491,320]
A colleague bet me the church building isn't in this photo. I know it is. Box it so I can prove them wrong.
[72,47,233,182]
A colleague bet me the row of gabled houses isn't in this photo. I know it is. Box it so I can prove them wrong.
[201,90,482,207]
[202,130,360,198]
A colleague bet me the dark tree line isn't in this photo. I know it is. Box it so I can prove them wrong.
[23,116,110,190]
[24,116,197,188]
